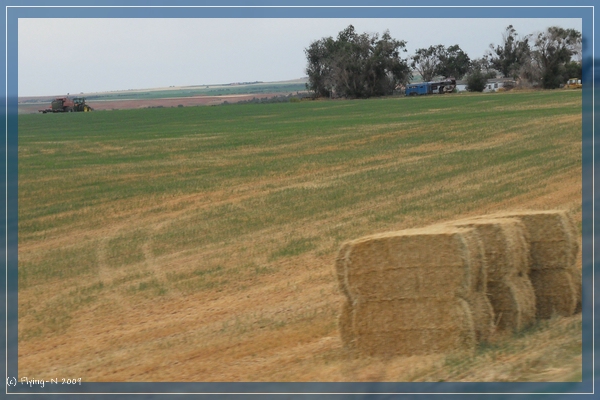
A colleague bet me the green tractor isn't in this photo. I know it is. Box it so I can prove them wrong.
[40,96,94,113]
[73,97,94,112]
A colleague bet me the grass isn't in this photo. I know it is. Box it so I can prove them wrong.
[270,237,317,260]
[17,89,582,382]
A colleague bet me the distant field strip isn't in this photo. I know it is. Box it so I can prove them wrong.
[18,90,582,381]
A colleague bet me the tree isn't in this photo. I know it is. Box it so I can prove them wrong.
[563,60,582,82]
[411,44,471,81]
[530,26,582,88]
[471,57,497,79]
[487,25,531,79]
[410,45,443,82]
[465,68,487,92]
[436,44,471,80]
[304,36,336,98]
[305,25,411,98]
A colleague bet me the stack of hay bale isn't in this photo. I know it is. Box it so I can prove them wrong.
[449,218,536,332]
[473,210,581,319]
[335,226,494,356]
[335,209,581,357]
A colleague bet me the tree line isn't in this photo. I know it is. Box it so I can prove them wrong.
[305,24,582,98]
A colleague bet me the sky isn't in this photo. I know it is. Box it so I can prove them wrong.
[18,18,582,97]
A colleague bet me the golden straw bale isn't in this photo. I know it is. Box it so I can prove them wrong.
[529,269,577,319]
[514,210,578,244]
[451,218,530,280]
[352,298,472,333]
[338,226,480,301]
[478,210,579,271]
[467,210,580,320]
[487,276,536,331]
[529,242,575,270]
[352,298,476,356]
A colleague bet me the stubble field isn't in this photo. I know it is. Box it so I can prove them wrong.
[18,90,582,382]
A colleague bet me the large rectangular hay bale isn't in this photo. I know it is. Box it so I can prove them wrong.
[487,276,536,331]
[469,210,580,320]
[529,269,577,319]
[352,298,473,333]
[337,226,482,302]
[529,242,575,270]
[352,298,476,356]
[478,210,579,271]
[451,218,530,281]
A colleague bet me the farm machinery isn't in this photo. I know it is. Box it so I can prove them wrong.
[563,78,582,89]
[39,97,93,113]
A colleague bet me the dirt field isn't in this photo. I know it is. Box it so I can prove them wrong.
[18,93,281,114]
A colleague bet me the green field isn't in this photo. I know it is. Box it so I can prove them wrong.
[18,90,582,381]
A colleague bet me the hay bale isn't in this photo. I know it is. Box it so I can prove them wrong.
[352,298,476,356]
[451,218,530,281]
[529,242,575,270]
[352,298,472,332]
[478,210,578,271]
[338,226,481,301]
[487,276,536,331]
[529,269,577,319]
[469,210,580,320]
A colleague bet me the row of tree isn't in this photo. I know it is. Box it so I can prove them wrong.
[305,24,582,97]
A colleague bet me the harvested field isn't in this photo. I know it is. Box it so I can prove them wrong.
[17,90,583,382]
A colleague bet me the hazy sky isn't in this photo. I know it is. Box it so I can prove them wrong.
[18,18,582,97]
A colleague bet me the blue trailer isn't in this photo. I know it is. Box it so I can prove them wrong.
[405,83,431,96]
[405,78,456,96]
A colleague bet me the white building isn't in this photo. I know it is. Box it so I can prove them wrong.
[455,78,516,93]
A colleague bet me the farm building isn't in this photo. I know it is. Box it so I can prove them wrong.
[456,78,516,93]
